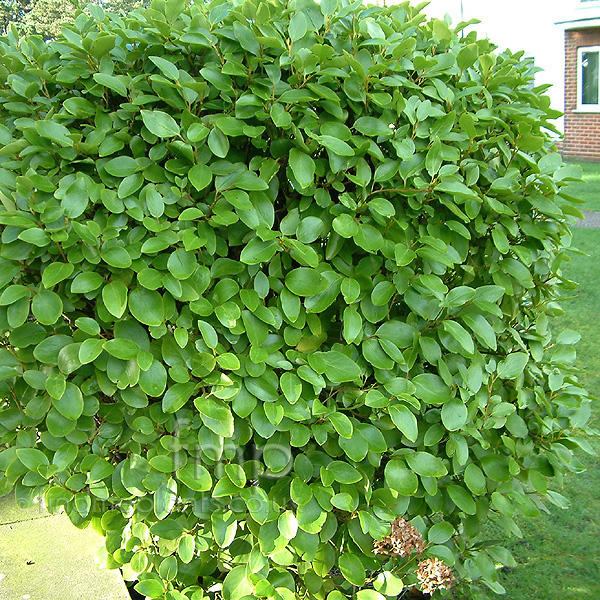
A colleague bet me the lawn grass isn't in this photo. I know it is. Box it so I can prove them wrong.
[482,228,600,600]
[564,161,600,212]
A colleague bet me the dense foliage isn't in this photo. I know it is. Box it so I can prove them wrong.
[0,0,144,38]
[0,0,593,599]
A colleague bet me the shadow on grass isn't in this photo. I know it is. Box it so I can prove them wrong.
[481,228,600,600]
[564,161,600,212]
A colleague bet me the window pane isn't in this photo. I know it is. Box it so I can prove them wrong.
[582,51,599,105]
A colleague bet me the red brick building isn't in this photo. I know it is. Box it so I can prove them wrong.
[558,1,600,161]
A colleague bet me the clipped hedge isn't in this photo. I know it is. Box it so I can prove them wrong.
[0,0,593,598]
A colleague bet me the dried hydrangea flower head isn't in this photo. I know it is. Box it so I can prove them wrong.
[373,517,425,557]
[415,557,455,594]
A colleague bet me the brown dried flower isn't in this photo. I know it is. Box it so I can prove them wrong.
[415,557,455,595]
[373,517,425,557]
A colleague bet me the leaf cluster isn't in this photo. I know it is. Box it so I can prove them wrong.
[0,0,593,599]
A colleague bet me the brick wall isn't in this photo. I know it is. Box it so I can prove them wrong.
[563,28,600,161]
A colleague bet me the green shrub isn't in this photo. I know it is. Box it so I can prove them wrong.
[0,1,593,598]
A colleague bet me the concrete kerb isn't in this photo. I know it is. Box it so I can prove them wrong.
[574,210,600,228]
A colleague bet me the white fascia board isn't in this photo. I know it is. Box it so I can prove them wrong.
[556,17,600,29]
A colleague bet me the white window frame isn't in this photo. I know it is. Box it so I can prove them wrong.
[577,45,600,112]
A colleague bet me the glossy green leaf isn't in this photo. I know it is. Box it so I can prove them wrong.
[101,247,132,269]
[177,463,212,492]
[93,73,128,96]
[53,383,84,421]
[32,291,63,325]
[162,382,196,413]
[222,565,253,600]
[412,373,452,404]
[103,338,139,360]
[57,177,88,218]
[17,448,49,470]
[326,461,362,484]
[105,156,140,177]
[339,553,365,586]
[208,128,229,158]
[406,452,448,477]
[167,249,196,280]
[441,398,468,431]
[389,404,418,441]
[354,117,391,137]
[79,338,105,364]
[319,135,354,156]
[141,110,180,138]
[385,460,418,495]
[285,268,329,296]
[178,534,195,563]
[428,522,454,544]
[42,263,74,289]
[102,281,128,318]
[71,272,104,293]
[240,238,277,265]
[194,397,234,437]
[497,353,529,380]
[317,351,361,383]
[328,412,353,438]
[35,120,73,147]
[129,289,164,327]
[442,320,474,354]
[149,55,179,80]
[134,580,165,598]
[139,361,168,397]
[464,463,487,495]
[447,484,477,514]
[289,149,315,188]
[188,164,212,192]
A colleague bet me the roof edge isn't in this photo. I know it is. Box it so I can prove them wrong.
[555,16,600,28]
